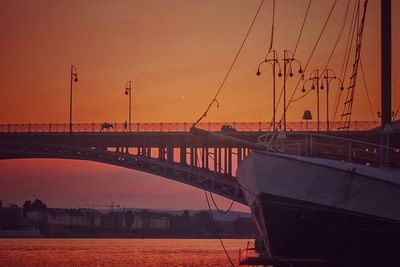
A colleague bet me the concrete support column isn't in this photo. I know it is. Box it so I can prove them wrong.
[167,145,173,163]
[213,147,217,175]
[180,147,186,165]
[218,147,222,174]
[237,147,242,166]
[228,147,232,176]
[205,148,209,169]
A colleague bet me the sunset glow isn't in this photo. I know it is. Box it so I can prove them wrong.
[0,0,399,211]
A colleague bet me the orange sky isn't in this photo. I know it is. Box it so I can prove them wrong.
[0,0,398,124]
[0,0,399,211]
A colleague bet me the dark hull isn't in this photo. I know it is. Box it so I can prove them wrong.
[252,193,400,267]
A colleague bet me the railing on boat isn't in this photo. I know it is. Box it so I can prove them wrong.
[258,132,400,169]
[239,240,257,265]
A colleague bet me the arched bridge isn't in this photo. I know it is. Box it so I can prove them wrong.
[1,121,397,206]
[0,128,256,205]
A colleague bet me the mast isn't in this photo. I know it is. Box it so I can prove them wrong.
[381,0,392,129]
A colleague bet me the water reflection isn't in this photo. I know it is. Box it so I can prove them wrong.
[0,238,252,266]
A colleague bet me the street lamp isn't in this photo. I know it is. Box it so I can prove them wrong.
[283,50,303,132]
[69,65,78,134]
[302,110,312,156]
[256,50,282,131]
[124,80,132,132]
[320,69,343,131]
[302,69,321,131]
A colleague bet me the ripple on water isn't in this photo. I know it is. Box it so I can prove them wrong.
[0,238,254,267]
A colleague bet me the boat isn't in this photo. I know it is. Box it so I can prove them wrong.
[235,0,400,266]
[237,132,400,266]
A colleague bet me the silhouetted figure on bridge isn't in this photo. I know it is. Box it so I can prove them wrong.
[101,123,113,131]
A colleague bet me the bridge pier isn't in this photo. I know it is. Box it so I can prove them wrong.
[218,147,222,174]
[190,146,195,167]
[158,147,164,160]
[167,145,173,163]
[237,148,242,167]
[201,148,206,168]
[180,147,186,165]
[213,148,217,176]
[205,148,209,169]
[196,147,199,167]
[74,134,253,178]
[228,147,232,176]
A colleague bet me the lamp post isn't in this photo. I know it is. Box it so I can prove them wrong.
[125,81,132,132]
[302,69,321,131]
[320,69,343,131]
[302,110,312,156]
[283,50,303,132]
[69,65,78,134]
[256,50,282,131]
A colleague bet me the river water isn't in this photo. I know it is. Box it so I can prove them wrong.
[0,238,253,266]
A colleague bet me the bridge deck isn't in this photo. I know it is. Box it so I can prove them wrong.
[0,121,381,133]
[0,130,393,146]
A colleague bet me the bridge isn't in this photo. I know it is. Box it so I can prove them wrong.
[1,121,398,206]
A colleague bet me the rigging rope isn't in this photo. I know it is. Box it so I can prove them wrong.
[319,0,351,76]
[290,87,313,102]
[209,191,235,214]
[360,58,377,122]
[293,0,312,55]
[193,145,236,266]
[259,0,276,131]
[204,190,236,267]
[192,0,265,127]
[332,0,359,123]
[339,0,359,82]
[331,88,343,123]
[196,146,235,214]
[271,0,312,126]
[286,0,338,108]
[338,0,367,130]
[264,0,275,58]
[394,105,400,122]
[298,0,338,74]
[290,0,348,106]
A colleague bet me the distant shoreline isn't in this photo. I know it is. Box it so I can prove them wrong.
[0,235,254,239]
[0,228,254,239]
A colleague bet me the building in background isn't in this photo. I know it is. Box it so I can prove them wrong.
[0,204,23,230]
[100,211,125,228]
[233,217,257,236]
[0,200,255,237]
[131,210,170,232]
[216,220,234,236]
[45,209,91,227]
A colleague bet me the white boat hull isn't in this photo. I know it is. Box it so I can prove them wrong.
[238,150,400,222]
[237,150,400,266]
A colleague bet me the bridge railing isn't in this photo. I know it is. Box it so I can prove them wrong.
[0,121,380,133]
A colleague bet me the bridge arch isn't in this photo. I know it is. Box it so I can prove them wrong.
[0,143,246,205]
